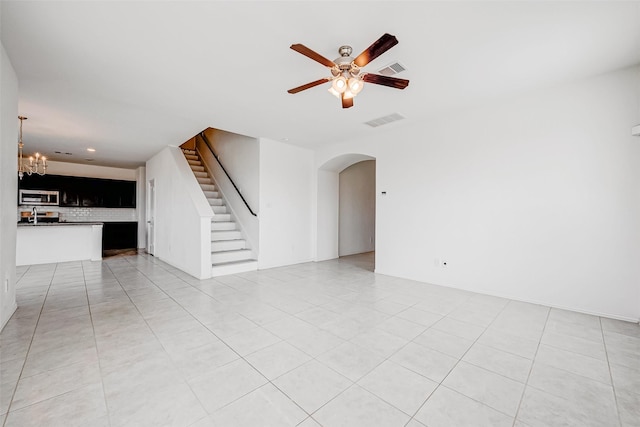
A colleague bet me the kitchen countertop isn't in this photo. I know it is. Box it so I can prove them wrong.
[18,222,104,227]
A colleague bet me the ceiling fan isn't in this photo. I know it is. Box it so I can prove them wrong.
[287,33,409,109]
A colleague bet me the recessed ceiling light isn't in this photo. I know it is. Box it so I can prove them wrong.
[87,148,96,152]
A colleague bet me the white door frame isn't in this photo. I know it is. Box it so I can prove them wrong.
[146,179,156,255]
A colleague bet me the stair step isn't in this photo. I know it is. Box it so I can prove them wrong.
[212,213,231,222]
[203,191,220,199]
[183,149,196,154]
[211,259,258,277]
[211,249,253,264]
[185,154,199,161]
[211,230,242,241]
[208,198,223,206]
[190,165,205,172]
[211,239,246,252]
[194,171,208,178]
[212,221,236,231]
[201,184,216,192]
[188,159,201,165]
[212,205,227,214]
[197,177,213,185]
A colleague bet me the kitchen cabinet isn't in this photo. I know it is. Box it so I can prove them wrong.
[17,223,103,265]
[19,174,136,208]
[102,222,138,250]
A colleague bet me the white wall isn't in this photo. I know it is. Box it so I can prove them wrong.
[339,160,376,256]
[316,66,640,322]
[316,170,338,261]
[0,41,18,330]
[146,146,213,279]
[259,138,314,269]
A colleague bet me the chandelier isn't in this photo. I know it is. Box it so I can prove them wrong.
[17,116,47,180]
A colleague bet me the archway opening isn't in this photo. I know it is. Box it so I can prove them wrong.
[317,153,376,271]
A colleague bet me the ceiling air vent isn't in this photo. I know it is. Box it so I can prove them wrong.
[364,113,405,128]
[378,62,406,76]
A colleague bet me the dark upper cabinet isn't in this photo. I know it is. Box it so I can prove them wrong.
[119,180,136,208]
[103,179,135,208]
[19,174,135,208]
[19,174,61,191]
[103,179,121,208]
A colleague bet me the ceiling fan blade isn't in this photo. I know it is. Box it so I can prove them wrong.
[290,44,337,68]
[362,73,409,90]
[353,33,399,67]
[287,78,331,94]
[342,93,354,109]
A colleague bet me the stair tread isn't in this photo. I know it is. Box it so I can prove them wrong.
[211,248,253,263]
[212,258,256,264]
[211,259,258,268]
[211,248,251,254]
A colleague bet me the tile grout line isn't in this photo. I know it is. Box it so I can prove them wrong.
[403,300,520,427]
[120,254,401,425]
[119,254,382,423]
[137,256,345,423]
[101,257,217,419]
[81,259,113,427]
[283,292,453,423]
[2,263,57,427]
[114,255,311,423]
[600,316,624,427]
[510,306,551,427]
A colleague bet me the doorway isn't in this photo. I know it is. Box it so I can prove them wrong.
[339,160,376,257]
[316,153,376,270]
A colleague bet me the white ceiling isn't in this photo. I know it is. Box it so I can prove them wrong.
[2,1,639,168]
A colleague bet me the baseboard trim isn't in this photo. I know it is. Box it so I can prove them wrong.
[1,301,18,332]
[374,270,639,324]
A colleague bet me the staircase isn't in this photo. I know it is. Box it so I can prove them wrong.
[182,149,257,276]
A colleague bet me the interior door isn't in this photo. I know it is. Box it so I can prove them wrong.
[147,179,155,255]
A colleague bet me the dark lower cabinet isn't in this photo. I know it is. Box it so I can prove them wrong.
[102,222,138,250]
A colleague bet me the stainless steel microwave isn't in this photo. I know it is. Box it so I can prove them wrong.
[19,189,60,206]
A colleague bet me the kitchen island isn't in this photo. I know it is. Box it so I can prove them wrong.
[17,222,103,266]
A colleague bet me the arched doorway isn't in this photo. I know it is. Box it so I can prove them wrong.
[316,153,376,269]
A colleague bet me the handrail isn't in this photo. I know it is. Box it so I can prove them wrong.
[197,132,258,217]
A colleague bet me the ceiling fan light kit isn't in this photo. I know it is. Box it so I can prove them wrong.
[288,33,409,109]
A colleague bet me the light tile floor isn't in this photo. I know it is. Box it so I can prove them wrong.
[1,252,639,426]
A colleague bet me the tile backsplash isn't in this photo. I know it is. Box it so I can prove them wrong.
[19,206,137,222]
